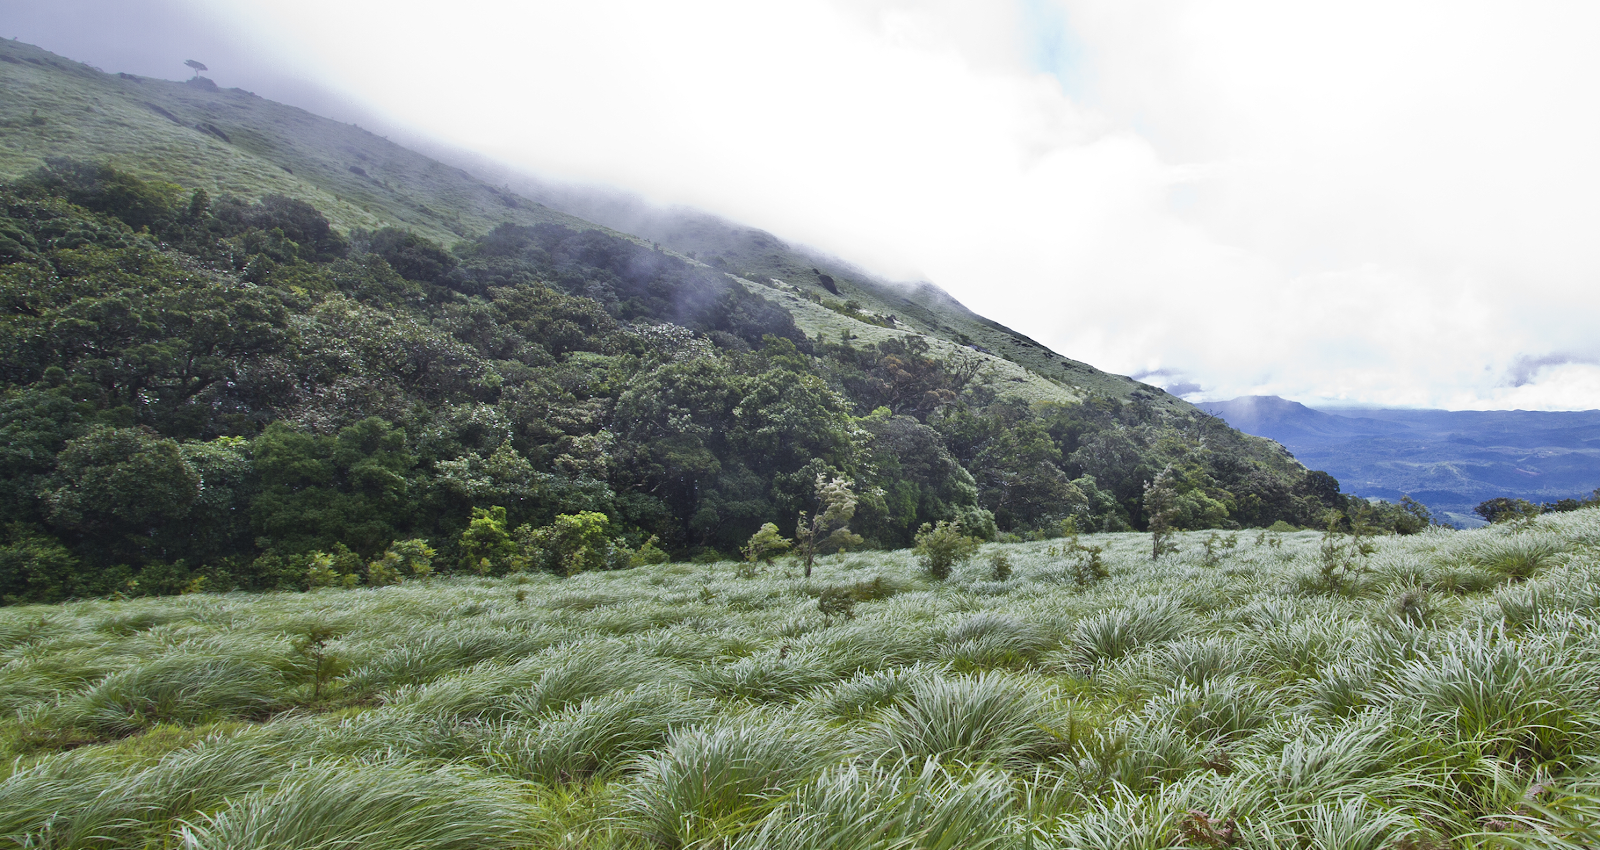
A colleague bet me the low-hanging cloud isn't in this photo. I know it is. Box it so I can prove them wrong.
[64,0,1600,411]
[1506,353,1600,389]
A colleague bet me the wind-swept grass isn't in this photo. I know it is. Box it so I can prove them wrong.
[861,670,1077,768]
[176,760,533,850]
[621,714,839,847]
[5,512,1600,847]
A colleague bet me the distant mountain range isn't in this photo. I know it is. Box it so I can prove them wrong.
[1199,396,1600,526]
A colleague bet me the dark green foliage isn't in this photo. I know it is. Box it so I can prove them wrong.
[17,157,181,229]
[212,194,349,262]
[0,162,1328,603]
[364,226,455,283]
[1476,497,1543,524]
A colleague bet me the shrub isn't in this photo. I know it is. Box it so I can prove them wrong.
[742,522,792,566]
[988,550,1013,581]
[631,535,671,566]
[817,585,856,619]
[516,511,623,577]
[369,538,435,584]
[914,521,978,580]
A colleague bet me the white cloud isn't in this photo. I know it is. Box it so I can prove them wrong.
[197,0,1600,409]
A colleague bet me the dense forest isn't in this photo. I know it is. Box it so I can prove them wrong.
[0,160,1394,603]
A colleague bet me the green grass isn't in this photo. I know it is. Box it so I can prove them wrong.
[4,511,1600,847]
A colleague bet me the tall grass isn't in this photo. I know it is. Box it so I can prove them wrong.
[861,671,1076,768]
[5,511,1600,847]
[176,760,532,850]
[621,715,839,847]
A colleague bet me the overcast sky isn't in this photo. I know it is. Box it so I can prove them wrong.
[9,1,1600,410]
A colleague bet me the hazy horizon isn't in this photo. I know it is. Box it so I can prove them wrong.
[7,0,1600,411]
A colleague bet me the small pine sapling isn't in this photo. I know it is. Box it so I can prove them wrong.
[1065,536,1109,586]
[1144,467,1181,560]
[817,585,856,619]
[989,550,1013,581]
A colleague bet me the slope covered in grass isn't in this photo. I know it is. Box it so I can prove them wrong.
[5,510,1600,848]
[0,39,605,248]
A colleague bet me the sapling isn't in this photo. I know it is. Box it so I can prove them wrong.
[914,520,978,580]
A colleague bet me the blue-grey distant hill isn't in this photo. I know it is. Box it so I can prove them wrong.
[1198,396,1600,526]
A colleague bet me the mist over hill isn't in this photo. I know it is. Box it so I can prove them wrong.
[1200,395,1600,525]
[0,38,1372,602]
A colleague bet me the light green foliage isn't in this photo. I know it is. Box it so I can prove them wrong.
[460,506,515,574]
[631,535,672,567]
[913,520,978,580]
[369,538,436,585]
[516,511,620,577]
[741,522,792,566]
[304,552,344,588]
[796,475,864,577]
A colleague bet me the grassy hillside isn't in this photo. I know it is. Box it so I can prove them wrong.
[4,513,1600,847]
[0,39,604,247]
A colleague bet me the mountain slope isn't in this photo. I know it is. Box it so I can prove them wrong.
[0,40,1357,604]
[0,38,1179,413]
[462,168,1184,408]
[1201,396,1600,525]
[0,39,604,247]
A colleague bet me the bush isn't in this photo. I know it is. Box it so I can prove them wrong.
[742,522,792,566]
[914,521,978,580]
[516,511,624,576]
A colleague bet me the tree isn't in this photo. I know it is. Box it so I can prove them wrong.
[43,426,200,547]
[795,475,862,578]
[1143,466,1180,560]
[516,510,617,576]
[1474,497,1541,525]
[742,522,791,566]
